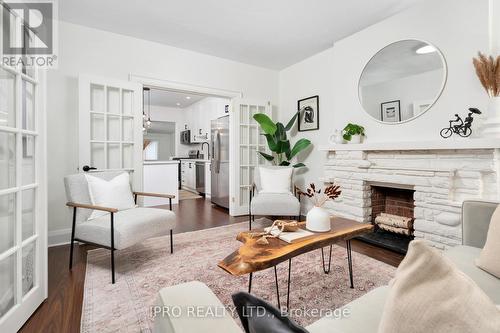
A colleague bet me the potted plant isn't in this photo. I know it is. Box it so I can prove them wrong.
[342,123,365,144]
[299,183,341,232]
[253,111,312,167]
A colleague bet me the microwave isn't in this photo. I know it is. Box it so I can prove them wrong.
[180,130,191,144]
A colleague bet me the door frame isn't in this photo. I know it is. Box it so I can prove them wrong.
[129,74,242,214]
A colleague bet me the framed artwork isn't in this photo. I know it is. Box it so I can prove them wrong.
[298,95,319,131]
[380,100,401,122]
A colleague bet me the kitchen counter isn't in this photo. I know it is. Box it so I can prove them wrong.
[144,160,180,165]
[143,162,179,206]
[179,159,211,163]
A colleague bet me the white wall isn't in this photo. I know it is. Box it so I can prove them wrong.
[279,0,490,211]
[143,132,175,160]
[47,21,279,245]
[149,105,186,157]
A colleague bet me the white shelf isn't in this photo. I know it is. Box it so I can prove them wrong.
[319,138,500,152]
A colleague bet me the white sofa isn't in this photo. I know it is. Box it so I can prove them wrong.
[153,200,500,332]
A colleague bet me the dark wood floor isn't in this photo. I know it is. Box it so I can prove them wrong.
[20,198,404,333]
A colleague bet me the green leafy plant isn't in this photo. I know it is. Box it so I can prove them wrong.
[253,111,311,168]
[342,123,365,141]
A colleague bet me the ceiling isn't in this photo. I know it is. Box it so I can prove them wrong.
[59,0,423,69]
[148,88,206,108]
[359,40,445,86]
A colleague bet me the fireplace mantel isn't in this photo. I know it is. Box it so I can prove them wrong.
[319,138,500,152]
[321,145,500,249]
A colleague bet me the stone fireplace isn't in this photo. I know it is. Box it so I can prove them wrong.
[320,141,500,249]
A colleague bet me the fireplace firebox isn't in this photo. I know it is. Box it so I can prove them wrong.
[357,185,415,254]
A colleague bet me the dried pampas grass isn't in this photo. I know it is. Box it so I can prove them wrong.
[473,52,500,97]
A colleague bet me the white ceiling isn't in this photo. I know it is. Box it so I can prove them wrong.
[59,0,424,69]
[148,88,206,108]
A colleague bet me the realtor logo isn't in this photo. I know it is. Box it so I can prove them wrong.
[1,0,58,67]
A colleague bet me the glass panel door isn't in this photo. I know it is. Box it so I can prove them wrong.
[79,76,143,190]
[232,100,270,215]
[0,62,46,332]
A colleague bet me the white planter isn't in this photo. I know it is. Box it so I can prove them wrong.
[480,97,500,138]
[348,134,362,144]
[306,206,331,232]
[329,130,345,144]
[488,96,500,118]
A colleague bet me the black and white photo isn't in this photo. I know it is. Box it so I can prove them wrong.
[298,95,319,131]
[380,100,401,122]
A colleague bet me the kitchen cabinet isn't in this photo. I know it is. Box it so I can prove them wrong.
[181,161,196,191]
[183,97,227,144]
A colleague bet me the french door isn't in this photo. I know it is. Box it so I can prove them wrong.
[230,99,271,216]
[0,64,47,331]
[78,75,143,189]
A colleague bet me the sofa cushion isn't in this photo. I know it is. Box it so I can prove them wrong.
[445,245,500,304]
[251,193,300,216]
[305,286,388,333]
[154,281,242,333]
[232,292,308,333]
[476,204,500,278]
[75,207,175,250]
[378,240,500,333]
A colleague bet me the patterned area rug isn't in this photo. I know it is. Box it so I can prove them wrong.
[81,219,396,332]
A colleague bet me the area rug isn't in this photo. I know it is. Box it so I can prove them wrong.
[179,189,202,200]
[81,219,396,332]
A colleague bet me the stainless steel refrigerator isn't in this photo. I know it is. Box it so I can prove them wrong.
[211,116,230,209]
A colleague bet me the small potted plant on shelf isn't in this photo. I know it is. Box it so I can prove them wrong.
[342,123,365,144]
[299,183,341,232]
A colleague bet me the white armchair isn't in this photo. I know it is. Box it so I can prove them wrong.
[64,171,176,283]
[248,166,301,230]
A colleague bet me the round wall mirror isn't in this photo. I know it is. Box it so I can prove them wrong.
[358,40,447,123]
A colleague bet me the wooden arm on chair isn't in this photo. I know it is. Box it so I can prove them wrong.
[133,191,175,199]
[133,192,175,210]
[66,202,118,213]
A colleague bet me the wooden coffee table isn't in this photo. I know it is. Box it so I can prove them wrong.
[218,217,373,310]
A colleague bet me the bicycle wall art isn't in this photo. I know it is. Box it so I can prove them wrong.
[440,108,482,138]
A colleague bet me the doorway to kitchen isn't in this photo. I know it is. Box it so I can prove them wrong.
[130,74,271,216]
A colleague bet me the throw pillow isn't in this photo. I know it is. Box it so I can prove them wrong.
[259,167,293,194]
[476,204,500,278]
[378,240,500,333]
[232,292,308,333]
[85,173,135,220]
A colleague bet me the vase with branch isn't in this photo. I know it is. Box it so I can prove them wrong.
[473,52,500,136]
[299,183,341,232]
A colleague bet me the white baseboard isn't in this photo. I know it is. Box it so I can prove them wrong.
[48,228,72,247]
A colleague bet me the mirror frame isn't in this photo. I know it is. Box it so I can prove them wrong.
[358,39,448,125]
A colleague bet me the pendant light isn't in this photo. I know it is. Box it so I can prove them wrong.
[143,87,152,132]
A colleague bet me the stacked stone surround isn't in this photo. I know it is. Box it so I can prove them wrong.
[322,149,499,249]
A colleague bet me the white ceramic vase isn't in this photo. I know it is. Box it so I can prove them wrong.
[349,134,362,144]
[481,97,500,138]
[306,206,331,232]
